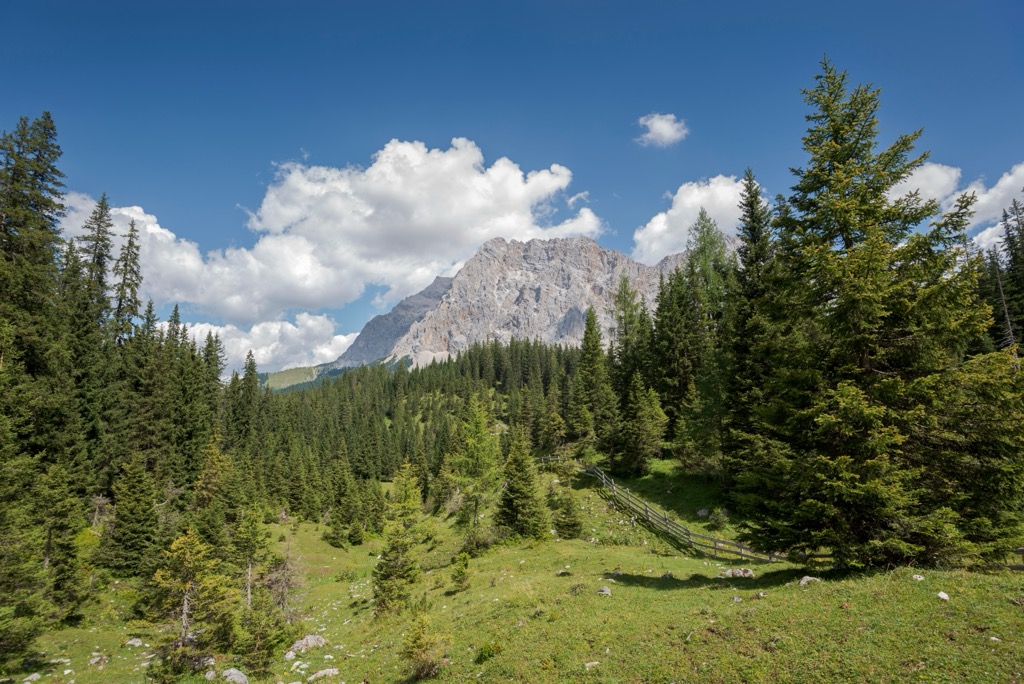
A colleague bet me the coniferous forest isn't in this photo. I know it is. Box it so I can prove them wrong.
[2,62,1023,680]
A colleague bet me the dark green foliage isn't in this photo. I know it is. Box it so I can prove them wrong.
[673,209,736,476]
[372,522,420,616]
[577,308,619,454]
[231,508,271,610]
[552,488,583,539]
[236,587,294,676]
[494,430,548,538]
[38,463,87,623]
[450,551,470,591]
[731,61,1024,567]
[725,168,776,447]
[101,455,158,575]
[614,373,668,477]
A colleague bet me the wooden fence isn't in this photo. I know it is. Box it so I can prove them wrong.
[545,456,1024,570]
[541,455,787,562]
[577,462,785,562]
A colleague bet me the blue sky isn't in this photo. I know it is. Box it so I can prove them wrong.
[5,0,1023,372]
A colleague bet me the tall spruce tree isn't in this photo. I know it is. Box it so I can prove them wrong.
[101,454,159,575]
[577,307,619,455]
[732,60,1024,567]
[494,429,548,538]
[725,169,776,450]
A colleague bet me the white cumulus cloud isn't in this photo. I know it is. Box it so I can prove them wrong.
[636,113,689,148]
[887,162,962,207]
[186,315,358,375]
[631,175,746,264]
[887,161,1024,248]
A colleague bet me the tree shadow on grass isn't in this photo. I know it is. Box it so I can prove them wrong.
[595,567,843,591]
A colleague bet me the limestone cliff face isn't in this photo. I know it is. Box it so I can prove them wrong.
[384,237,684,366]
[324,276,454,370]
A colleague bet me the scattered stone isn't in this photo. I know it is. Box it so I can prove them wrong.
[937,592,950,602]
[990,636,1002,642]
[732,596,743,603]
[205,670,217,681]
[307,668,339,682]
[718,568,755,579]
[912,574,925,581]
[23,674,41,682]
[697,508,709,517]
[290,634,328,653]
[63,670,73,676]
[284,651,296,661]
[661,571,674,580]
[598,586,612,596]
[203,657,216,668]
[88,655,109,668]
[222,668,249,684]
[585,661,600,670]
[754,592,767,600]
[125,637,144,647]
[799,576,821,586]
[49,658,72,665]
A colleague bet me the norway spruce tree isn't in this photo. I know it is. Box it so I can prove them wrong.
[733,61,1024,567]
[494,429,548,538]
[101,454,158,575]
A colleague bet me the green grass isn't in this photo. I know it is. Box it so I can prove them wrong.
[22,470,1024,683]
[589,456,744,541]
[262,365,318,390]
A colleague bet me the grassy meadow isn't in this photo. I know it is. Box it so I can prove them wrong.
[24,461,1024,683]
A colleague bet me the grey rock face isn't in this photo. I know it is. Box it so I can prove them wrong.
[384,237,683,366]
[327,276,453,369]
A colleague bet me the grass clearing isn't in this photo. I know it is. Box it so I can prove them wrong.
[21,469,1024,683]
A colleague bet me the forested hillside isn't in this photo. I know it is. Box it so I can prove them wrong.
[2,61,1023,680]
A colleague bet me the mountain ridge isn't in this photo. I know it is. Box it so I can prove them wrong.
[266,236,683,388]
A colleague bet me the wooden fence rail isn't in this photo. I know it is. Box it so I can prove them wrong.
[543,455,1024,570]
[543,455,784,562]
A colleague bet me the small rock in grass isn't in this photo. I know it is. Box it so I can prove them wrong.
[937,591,950,601]
[990,636,1002,642]
[23,674,41,682]
[585,661,600,670]
[89,655,109,668]
[598,586,612,596]
[911,574,924,581]
[662,571,674,580]
[125,637,143,647]
[284,651,296,661]
[719,568,755,579]
[307,668,339,682]
[799,576,821,586]
[290,634,328,653]
[732,596,743,603]
[754,592,767,600]
[222,668,249,684]
[205,670,216,681]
